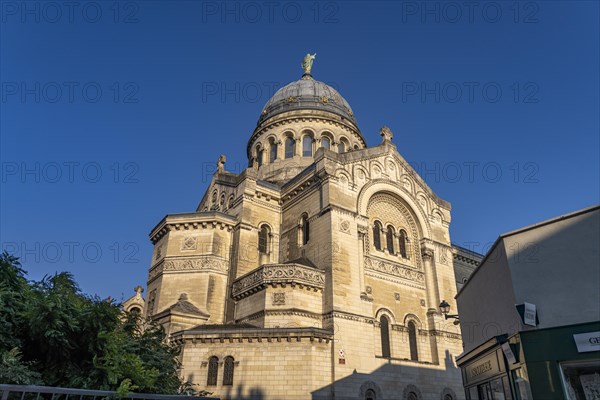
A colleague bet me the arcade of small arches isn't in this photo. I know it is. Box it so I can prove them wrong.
[252,129,362,166]
[372,220,411,259]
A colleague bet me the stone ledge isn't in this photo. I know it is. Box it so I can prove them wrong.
[150,211,237,244]
[231,263,325,300]
[171,326,333,344]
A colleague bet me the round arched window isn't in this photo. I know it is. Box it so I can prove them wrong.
[285,136,295,159]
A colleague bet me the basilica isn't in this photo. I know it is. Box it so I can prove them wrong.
[125,55,482,400]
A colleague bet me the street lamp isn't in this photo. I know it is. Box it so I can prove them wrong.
[439,300,460,324]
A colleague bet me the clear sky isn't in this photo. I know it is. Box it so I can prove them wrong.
[1,1,598,300]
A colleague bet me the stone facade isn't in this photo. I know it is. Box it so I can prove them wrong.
[140,65,481,400]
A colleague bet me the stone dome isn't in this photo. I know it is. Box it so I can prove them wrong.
[257,74,357,126]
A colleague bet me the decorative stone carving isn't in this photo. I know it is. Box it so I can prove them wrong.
[403,384,423,400]
[272,292,286,305]
[360,381,383,400]
[395,292,400,301]
[441,388,457,400]
[148,255,228,282]
[181,236,197,251]
[380,126,393,142]
[421,248,434,261]
[364,256,425,285]
[217,155,226,172]
[232,263,325,300]
[420,299,426,307]
[339,219,351,234]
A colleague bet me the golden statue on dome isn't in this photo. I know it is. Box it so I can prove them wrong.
[301,53,316,75]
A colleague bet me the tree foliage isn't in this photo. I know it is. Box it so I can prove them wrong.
[0,251,185,394]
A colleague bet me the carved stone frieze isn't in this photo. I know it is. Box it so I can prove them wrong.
[232,263,325,300]
[148,255,229,282]
[364,256,425,286]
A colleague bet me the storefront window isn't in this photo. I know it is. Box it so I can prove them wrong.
[560,360,600,400]
[512,368,533,400]
[467,379,508,400]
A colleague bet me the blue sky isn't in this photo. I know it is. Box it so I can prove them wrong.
[1,1,598,300]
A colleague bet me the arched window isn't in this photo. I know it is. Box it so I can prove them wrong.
[338,141,346,153]
[386,226,395,255]
[223,356,235,386]
[207,356,218,386]
[256,145,263,167]
[407,393,418,400]
[380,315,391,358]
[444,395,453,400]
[373,221,382,251]
[302,135,313,157]
[129,307,141,314]
[228,195,234,209]
[321,136,331,150]
[269,138,278,163]
[301,214,309,245]
[258,224,270,254]
[399,229,408,258]
[354,144,360,150]
[408,321,418,361]
[285,136,295,159]
[365,389,376,400]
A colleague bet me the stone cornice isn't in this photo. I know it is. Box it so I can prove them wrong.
[170,326,333,344]
[231,263,325,300]
[149,212,236,244]
[453,253,481,265]
[238,309,323,324]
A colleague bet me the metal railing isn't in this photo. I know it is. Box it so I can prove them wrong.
[0,385,218,400]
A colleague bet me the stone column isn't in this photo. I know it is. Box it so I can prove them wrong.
[421,246,439,313]
[422,244,443,364]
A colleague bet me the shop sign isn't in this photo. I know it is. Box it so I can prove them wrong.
[465,352,501,385]
[573,331,600,353]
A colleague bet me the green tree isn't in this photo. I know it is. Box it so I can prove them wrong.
[0,251,187,394]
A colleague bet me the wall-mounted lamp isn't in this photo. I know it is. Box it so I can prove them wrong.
[439,300,460,325]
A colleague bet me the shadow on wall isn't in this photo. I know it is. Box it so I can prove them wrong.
[311,350,461,400]
[220,385,265,400]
